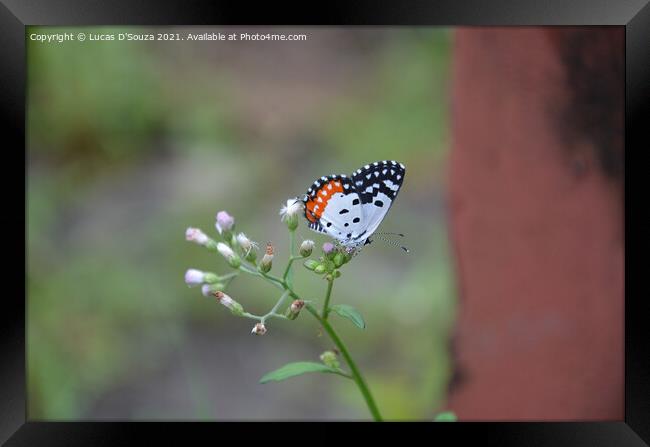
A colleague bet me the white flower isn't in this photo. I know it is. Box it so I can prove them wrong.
[201,284,215,297]
[279,198,303,221]
[185,227,210,246]
[259,242,274,273]
[217,242,235,260]
[251,322,267,335]
[217,242,241,268]
[236,232,258,252]
[184,269,206,286]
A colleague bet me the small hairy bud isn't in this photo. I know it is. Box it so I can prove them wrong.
[214,291,244,316]
[299,240,314,257]
[259,243,274,273]
[286,299,305,320]
[251,322,267,335]
[320,350,340,369]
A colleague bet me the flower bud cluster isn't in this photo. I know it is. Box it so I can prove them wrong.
[185,202,358,337]
[303,242,352,278]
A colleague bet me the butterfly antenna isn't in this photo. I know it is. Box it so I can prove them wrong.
[373,232,405,237]
[373,234,410,253]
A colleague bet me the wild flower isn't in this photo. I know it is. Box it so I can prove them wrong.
[184,205,384,421]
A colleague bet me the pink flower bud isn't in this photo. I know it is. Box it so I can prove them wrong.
[215,211,235,234]
[185,227,210,246]
[184,269,206,286]
[322,242,335,254]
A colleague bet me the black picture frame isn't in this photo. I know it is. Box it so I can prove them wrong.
[2,0,646,445]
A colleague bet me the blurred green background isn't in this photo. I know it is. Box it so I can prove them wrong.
[27,26,455,420]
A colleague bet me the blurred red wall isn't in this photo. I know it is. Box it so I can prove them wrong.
[447,27,624,420]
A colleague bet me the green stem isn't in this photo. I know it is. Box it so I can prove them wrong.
[321,277,334,320]
[306,303,383,422]
[218,272,239,281]
[232,233,383,421]
[262,291,290,323]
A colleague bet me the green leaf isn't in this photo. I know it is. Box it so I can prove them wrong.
[330,304,366,329]
[434,411,457,422]
[259,362,344,384]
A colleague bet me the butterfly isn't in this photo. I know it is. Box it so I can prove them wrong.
[301,160,406,251]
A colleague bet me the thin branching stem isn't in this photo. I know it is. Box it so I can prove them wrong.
[221,226,383,421]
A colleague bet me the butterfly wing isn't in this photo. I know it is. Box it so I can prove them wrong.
[350,160,406,242]
[302,174,366,244]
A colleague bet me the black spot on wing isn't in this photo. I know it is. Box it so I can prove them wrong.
[339,209,349,214]
[351,160,405,204]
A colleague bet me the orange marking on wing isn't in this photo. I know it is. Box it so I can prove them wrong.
[305,180,344,223]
